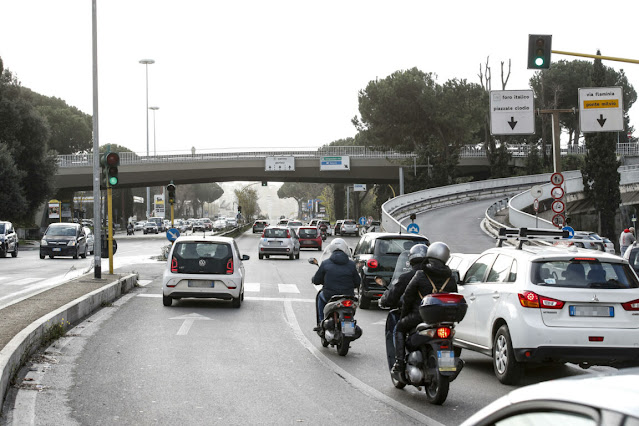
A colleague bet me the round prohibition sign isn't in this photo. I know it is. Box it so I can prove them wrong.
[551,200,565,214]
[550,172,564,186]
[551,186,564,199]
[552,214,566,228]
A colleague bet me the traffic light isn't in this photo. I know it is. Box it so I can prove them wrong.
[166,182,176,204]
[238,205,242,213]
[261,181,268,186]
[527,34,552,69]
[100,152,120,187]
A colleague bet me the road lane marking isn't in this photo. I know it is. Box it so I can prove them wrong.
[278,284,300,293]
[137,280,152,287]
[4,278,41,286]
[170,313,212,336]
[282,300,445,426]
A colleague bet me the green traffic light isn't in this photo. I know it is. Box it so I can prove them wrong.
[109,176,118,185]
[535,57,544,67]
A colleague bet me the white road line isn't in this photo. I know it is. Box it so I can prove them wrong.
[138,294,161,298]
[282,300,445,426]
[137,280,153,287]
[278,284,300,293]
[3,278,41,286]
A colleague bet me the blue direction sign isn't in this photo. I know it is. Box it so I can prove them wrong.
[406,223,420,234]
[166,227,180,242]
[358,216,367,226]
[562,226,575,239]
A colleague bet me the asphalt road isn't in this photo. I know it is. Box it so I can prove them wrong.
[1,205,607,425]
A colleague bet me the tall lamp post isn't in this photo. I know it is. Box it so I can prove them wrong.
[149,106,159,156]
[139,59,155,219]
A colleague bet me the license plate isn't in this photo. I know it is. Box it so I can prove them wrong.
[437,350,456,372]
[268,240,282,245]
[53,248,61,252]
[188,280,214,288]
[341,320,355,336]
[569,305,614,317]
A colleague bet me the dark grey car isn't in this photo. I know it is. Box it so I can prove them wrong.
[40,223,88,259]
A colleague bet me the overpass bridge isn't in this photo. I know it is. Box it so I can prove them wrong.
[54,143,639,191]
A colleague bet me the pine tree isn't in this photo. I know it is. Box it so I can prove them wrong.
[581,51,621,238]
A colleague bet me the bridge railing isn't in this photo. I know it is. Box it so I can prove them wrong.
[56,146,417,168]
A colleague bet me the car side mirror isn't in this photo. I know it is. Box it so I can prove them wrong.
[242,254,250,261]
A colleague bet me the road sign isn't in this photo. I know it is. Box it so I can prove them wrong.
[551,200,565,214]
[533,198,539,212]
[166,227,180,242]
[353,184,366,192]
[578,87,624,133]
[358,216,367,226]
[531,185,543,199]
[562,226,575,239]
[320,156,350,171]
[489,90,535,135]
[550,172,564,186]
[551,186,564,199]
[552,214,566,228]
[265,156,295,171]
[406,223,420,234]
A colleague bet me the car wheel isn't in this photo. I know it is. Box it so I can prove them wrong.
[318,246,322,251]
[493,324,524,385]
[11,244,18,258]
[231,296,241,309]
[259,253,264,260]
[265,255,270,259]
[81,246,87,259]
[73,247,79,259]
[162,295,173,307]
[295,251,300,260]
[289,253,295,260]
[359,281,371,309]
[0,248,5,258]
[49,255,55,259]
[40,253,45,259]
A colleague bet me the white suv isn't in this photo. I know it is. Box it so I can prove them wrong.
[454,228,639,385]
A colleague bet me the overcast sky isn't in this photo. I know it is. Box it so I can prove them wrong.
[1,0,638,156]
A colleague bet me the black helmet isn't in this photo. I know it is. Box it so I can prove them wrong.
[426,242,450,264]
[408,244,428,265]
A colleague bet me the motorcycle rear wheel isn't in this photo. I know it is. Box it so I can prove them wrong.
[424,350,449,405]
[337,339,349,356]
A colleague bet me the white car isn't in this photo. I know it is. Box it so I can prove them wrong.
[257,226,300,260]
[213,219,227,230]
[340,219,358,236]
[162,235,249,308]
[454,228,639,385]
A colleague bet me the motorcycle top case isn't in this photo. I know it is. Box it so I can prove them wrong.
[419,293,467,324]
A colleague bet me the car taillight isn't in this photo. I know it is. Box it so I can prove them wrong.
[286,230,291,238]
[518,291,564,309]
[436,327,451,339]
[226,259,233,274]
[622,299,639,311]
[367,258,378,269]
[171,257,178,273]
[261,232,265,237]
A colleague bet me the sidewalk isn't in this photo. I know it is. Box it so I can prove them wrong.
[0,272,138,413]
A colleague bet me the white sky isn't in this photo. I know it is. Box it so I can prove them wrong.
[1,0,638,156]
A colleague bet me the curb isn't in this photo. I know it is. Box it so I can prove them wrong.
[0,273,138,411]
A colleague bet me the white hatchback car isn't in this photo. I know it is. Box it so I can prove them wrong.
[162,236,249,308]
[454,228,639,385]
[257,226,300,260]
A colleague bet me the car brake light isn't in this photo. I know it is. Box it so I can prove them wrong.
[518,291,564,309]
[436,327,451,339]
[573,257,596,261]
[367,258,378,269]
[622,299,639,311]
[261,232,265,237]
[171,257,178,273]
[286,230,290,238]
[226,259,233,274]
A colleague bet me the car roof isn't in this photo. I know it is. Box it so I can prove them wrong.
[174,235,235,244]
[485,244,625,262]
[363,232,428,239]
[49,222,79,227]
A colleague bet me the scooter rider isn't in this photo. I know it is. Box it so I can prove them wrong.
[312,238,360,331]
[379,244,428,309]
[391,242,458,377]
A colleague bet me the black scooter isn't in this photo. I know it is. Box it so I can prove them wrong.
[319,225,328,241]
[386,293,467,405]
[309,258,362,356]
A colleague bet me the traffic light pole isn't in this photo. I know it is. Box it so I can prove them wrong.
[107,186,114,274]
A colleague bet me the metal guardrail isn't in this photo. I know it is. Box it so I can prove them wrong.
[57,146,417,168]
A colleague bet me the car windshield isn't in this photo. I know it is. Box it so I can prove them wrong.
[373,238,428,272]
[172,242,233,274]
[0,224,5,233]
[298,228,318,237]
[344,220,356,225]
[264,228,289,238]
[626,248,639,273]
[47,226,77,237]
[531,259,639,289]
[288,221,302,227]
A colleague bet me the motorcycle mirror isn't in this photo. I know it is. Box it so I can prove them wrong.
[374,276,387,287]
[308,258,317,265]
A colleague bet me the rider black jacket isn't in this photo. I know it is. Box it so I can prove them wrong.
[312,250,361,299]
[379,264,420,309]
[401,259,458,319]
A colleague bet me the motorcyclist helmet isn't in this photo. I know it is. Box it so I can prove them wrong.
[426,242,450,264]
[408,244,428,265]
[326,238,350,255]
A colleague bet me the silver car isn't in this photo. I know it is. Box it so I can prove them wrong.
[258,226,300,260]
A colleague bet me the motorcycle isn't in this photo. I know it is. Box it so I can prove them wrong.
[386,293,467,405]
[319,225,328,241]
[309,257,362,356]
[126,225,134,236]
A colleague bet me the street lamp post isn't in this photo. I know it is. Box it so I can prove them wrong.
[139,59,155,219]
[149,106,159,156]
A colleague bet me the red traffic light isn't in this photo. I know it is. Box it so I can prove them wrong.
[105,152,120,166]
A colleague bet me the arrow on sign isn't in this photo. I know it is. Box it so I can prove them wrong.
[508,117,518,130]
[597,114,607,127]
[170,313,212,335]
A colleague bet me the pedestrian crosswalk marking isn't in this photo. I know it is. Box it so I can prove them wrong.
[278,284,300,294]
